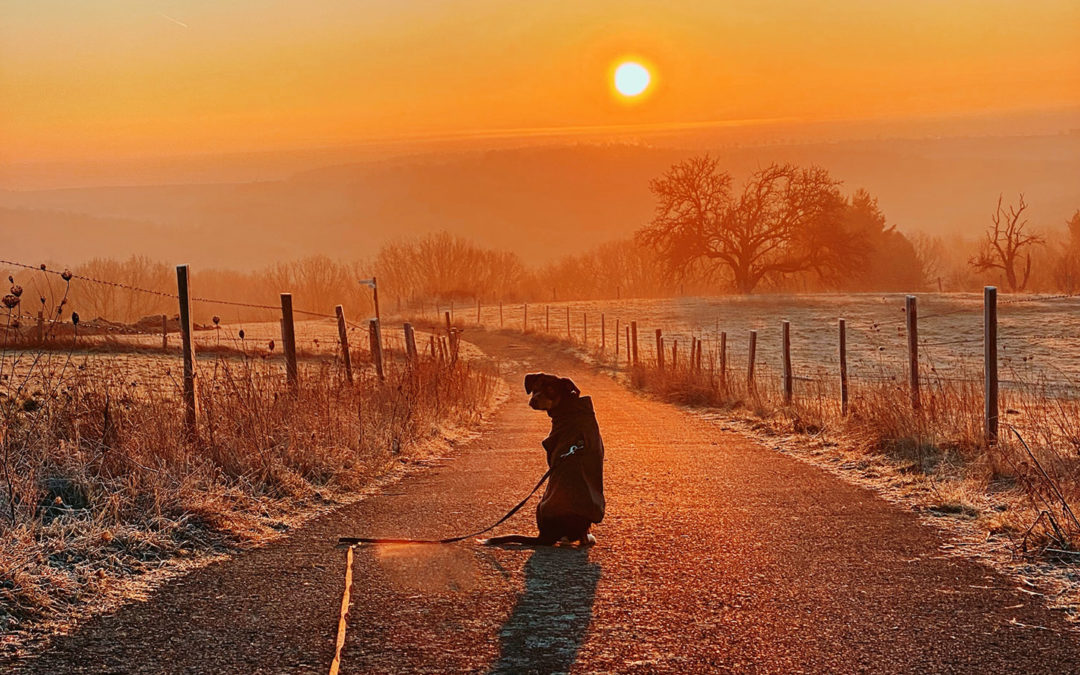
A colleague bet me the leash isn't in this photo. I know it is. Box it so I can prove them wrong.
[336,445,580,546]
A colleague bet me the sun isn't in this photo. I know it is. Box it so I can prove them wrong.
[613,61,651,98]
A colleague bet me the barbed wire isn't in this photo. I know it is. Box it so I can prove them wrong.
[0,258,342,320]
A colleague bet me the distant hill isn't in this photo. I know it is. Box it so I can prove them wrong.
[1,135,1077,269]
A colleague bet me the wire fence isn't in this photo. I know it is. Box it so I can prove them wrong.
[0,259,463,411]
[455,292,1080,405]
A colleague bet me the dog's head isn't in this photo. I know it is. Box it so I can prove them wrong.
[523,373,580,411]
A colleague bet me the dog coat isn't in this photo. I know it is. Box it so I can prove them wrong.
[537,395,605,525]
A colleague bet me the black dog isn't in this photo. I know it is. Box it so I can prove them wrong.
[481,373,605,547]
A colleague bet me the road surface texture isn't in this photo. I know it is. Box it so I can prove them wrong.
[13,330,1080,673]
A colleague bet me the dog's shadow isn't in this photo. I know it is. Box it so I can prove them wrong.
[488,546,601,674]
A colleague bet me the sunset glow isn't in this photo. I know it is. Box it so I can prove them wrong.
[1,2,1077,164]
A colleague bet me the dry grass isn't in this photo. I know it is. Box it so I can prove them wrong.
[0,337,495,639]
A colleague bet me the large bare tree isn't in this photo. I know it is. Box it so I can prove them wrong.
[969,194,1044,292]
[636,156,856,293]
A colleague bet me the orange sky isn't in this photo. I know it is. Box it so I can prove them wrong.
[2,1,1078,164]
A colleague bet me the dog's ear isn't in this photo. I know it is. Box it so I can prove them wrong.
[523,373,542,394]
[558,377,580,398]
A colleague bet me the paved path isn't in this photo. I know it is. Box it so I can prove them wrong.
[13,330,1080,673]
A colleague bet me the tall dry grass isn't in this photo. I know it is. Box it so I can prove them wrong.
[0,329,495,637]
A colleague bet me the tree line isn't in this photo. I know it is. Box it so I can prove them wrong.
[5,155,1077,324]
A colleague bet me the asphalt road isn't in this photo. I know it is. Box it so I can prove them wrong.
[13,330,1080,674]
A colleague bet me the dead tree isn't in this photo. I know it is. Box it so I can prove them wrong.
[969,194,1043,292]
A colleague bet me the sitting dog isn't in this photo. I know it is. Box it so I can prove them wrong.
[481,372,605,547]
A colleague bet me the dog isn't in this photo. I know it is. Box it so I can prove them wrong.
[480,372,605,547]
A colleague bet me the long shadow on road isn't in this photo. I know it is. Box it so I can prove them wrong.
[490,547,601,674]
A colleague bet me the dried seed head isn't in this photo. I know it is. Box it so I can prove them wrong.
[268,339,275,352]
[39,264,46,271]
[71,312,80,325]
[39,296,46,305]
[6,276,12,283]
[238,329,245,339]
[212,315,220,325]
[61,269,73,281]
[10,285,22,297]
[2,294,19,309]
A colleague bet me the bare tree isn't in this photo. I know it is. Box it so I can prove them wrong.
[968,194,1044,292]
[637,156,856,294]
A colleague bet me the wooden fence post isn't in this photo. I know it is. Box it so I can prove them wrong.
[906,295,920,409]
[631,321,639,366]
[720,331,727,386]
[672,339,678,372]
[601,313,606,351]
[280,293,299,390]
[176,265,197,438]
[747,330,757,391]
[839,318,848,416]
[445,311,453,343]
[625,324,630,366]
[476,298,481,324]
[656,329,664,370]
[369,319,384,380]
[696,338,703,372]
[335,305,353,383]
[403,322,418,363]
[429,334,436,359]
[984,286,998,444]
[782,320,792,404]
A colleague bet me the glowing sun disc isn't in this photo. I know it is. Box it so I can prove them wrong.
[614,62,650,97]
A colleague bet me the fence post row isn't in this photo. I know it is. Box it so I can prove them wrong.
[747,330,757,391]
[175,265,198,438]
[625,324,631,366]
[782,320,792,404]
[905,295,920,409]
[984,286,998,444]
[838,318,848,416]
[335,304,353,383]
